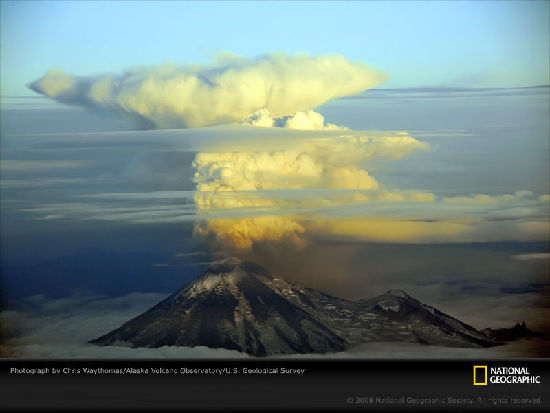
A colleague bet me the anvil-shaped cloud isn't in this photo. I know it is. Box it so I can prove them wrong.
[29,53,387,129]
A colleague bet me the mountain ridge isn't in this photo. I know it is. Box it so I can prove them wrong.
[90,261,500,355]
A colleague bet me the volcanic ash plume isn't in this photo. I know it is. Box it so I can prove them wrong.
[192,133,430,248]
[29,53,388,129]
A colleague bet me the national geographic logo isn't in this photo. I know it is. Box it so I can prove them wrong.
[473,366,487,386]
[474,365,542,385]
[474,366,487,386]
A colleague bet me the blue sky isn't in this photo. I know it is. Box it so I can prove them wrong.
[1,1,549,96]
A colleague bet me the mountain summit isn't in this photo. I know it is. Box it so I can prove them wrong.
[90,261,497,355]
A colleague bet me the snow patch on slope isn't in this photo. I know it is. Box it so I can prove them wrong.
[185,268,246,297]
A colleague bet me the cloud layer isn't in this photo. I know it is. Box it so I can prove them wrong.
[29,54,388,129]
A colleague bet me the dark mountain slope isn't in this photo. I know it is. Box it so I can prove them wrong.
[91,262,498,355]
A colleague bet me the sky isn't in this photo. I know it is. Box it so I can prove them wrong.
[1,1,549,96]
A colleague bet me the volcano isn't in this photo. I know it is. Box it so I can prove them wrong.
[90,261,498,355]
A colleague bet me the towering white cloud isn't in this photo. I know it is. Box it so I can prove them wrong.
[192,133,428,194]
[29,53,388,129]
[241,108,349,130]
